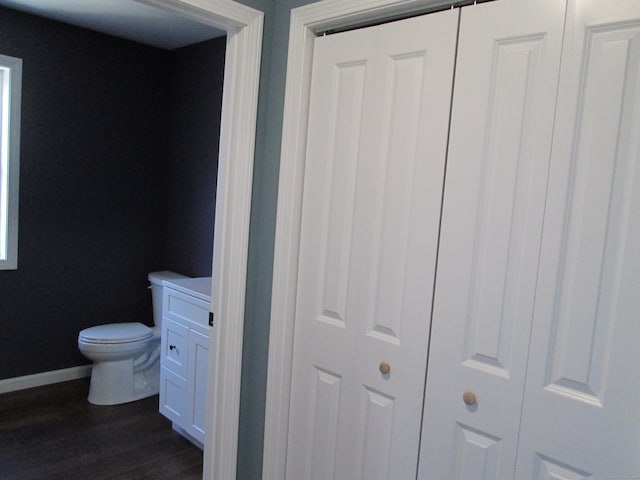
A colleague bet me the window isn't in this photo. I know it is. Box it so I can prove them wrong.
[0,53,21,270]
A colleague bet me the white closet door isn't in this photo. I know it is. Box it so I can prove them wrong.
[515,1,640,478]
[285,10,458,480]
[418,1,566,478]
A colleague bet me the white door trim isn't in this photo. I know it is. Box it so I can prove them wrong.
[263,1,456,478]
[136,1,263,479]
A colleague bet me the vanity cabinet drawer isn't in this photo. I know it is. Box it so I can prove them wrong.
[164,288,209,327]
[159,366,187,425]
[161,318,189,378]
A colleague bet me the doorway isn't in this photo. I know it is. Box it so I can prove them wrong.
[142,1,263,479]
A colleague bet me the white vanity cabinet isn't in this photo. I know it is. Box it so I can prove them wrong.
[159,277,212,447]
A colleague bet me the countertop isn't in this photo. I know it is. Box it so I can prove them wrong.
[163,277,212,303]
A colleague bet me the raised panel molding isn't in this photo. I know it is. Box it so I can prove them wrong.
[307,368,342,479]
[533,454,590,480]
[461,34,546,379]
[358,387,395,480]
[319,61,367,326]
[369,50,429,345]
[544,22,640,405]
[453,424,501,480]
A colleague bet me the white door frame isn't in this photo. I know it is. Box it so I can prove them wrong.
[263,0,457,478]
[136,1,263,479]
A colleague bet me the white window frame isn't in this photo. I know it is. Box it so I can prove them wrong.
[0,53,21,270]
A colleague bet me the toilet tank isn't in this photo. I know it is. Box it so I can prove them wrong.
[148,271,188,328]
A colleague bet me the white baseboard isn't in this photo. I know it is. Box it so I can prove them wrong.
[0,365,92,394]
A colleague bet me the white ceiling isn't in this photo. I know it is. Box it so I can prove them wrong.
[0,0,226,50]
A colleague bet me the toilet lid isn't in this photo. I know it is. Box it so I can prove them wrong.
[79,322,153,344]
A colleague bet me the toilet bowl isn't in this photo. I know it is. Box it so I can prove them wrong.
[77,271,187,405]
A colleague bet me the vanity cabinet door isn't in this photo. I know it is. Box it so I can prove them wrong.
[186,329,209,443]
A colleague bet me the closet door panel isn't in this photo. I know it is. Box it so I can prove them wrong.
[515,1,640,477]
[418,0,566,478]
[287,10,459,480]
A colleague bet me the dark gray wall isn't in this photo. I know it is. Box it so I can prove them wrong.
[163,37,226,278]
[0,7,224,380]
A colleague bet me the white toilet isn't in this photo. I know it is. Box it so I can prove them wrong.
[78,271,187,405]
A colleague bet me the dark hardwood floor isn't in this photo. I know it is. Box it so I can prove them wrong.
[0,378,203,479]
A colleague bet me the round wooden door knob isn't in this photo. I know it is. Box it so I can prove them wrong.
[463,391,477,406]
[379,362,391,375]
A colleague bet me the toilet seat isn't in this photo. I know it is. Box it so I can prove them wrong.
[79,322,153,344]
